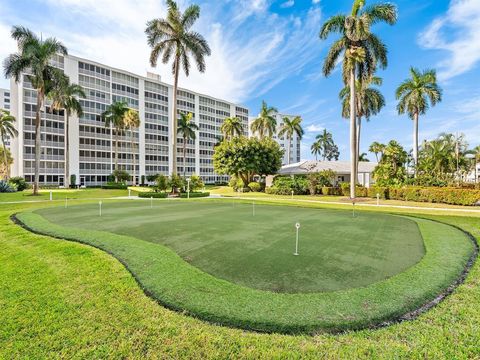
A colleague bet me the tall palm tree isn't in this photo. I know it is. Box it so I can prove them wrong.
[369,141,385,162]
[220,116,243,140]
[4,26,68,194]
[177,112,198,179]
[102,101,129,181]
[250,101,278,139]
[48,76,85,188]
[123,109,141,186]
[358,152,369,162]
[311,140,322,161]
[278,116,304,165]
[146,0,211,176]
[320,0,397,198]
[340,76,385,165]
[396,67,442,175]
[0,109,18,179]
[315,129,333,161]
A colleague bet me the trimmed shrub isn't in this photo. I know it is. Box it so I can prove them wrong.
[340,183,368,197]
[102,182,128,190]
[321,187,342,196]
[138,192,168,198]
[368,186,389,199]
[248,182,262,192]
[9,177,28,191]
[180,192,210,198]
[70,174,76,188]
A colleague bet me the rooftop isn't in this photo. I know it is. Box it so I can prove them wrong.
[278,160,378,175]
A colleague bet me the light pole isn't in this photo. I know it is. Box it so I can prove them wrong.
[186,178,191,199]
[294,222,300,256]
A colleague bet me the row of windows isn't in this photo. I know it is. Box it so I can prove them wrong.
[112,83,139,96]
[79,62,111,76]
[146,165,169,173]
[24,118,65,130]
[145,123,168,132]
[145,113,168,123]
[177,90,195,100]
[24,132,64,143]
[146,155,169,162]
[79,74,110,90]
[80,138,110,146]
[145,91,168,102]
[24,146,65,156]
[80,100,107,112]
[80,163,112,170]
[112,95,139,108]
[112,71,139,86]
[145,81,168,95]
[145,134,168,142]
[24,161,64,169]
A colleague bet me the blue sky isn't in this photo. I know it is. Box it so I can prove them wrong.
[1,0,479,161]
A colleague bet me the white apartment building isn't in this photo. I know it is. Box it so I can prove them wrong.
[0,88,12,147]
[249,112,302,165]
[9,54,249,186]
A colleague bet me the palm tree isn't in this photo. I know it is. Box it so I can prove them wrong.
[311,140,322,161]
[102,101,129,181]
[396,67,442,175]
[177,112,198,179]
[320,0,397,198]
[358,152,369,162]
[340,76,385,165]
[250,101,278,139]
[278,116,304,165]
[0,109,18,179]
[146,0,211,176]
[220,117,243,140]
[4,26,68,194]
[123,109,141,186]
[48,76,86,188]
[315,129,333,161]
[369,141,386,162]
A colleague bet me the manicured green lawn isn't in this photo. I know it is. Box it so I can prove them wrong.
[34,201,425,293]
[16,199,473,333]
[1,191,479,357]
[0,188,129,202]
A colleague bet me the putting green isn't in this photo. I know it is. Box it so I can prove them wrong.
[16,199,474,333]
[33,200,424,292]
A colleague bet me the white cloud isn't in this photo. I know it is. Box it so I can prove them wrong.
[0,0,323,104]
[312,0,321,4]
[281,1,295,9]
[306,124,325,132]
[419,0,480,81]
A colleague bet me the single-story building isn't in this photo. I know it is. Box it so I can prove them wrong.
[268,160,378,188]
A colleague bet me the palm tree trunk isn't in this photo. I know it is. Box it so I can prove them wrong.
[172,56,180,177]
[131,129,136,186]
[349,68,357,199]
[2,136,8,180]
[183,135,187,179]
[287,136,291,165]
[64,112,70,188]
[413,112,419,178]
[114,130,119,182]
[33,90,44,195]
[356,116,362,166]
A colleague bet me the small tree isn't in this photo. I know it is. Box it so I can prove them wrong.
[168,174,184,193]
[111,170,130,184]
[189,174,204,192]
[155,174,168,192]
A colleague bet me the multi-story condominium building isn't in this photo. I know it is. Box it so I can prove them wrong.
[9,54,249,186]
[249,112,302,165]
[0,88,12,147]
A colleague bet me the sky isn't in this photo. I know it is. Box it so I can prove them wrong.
[0,0,479,161]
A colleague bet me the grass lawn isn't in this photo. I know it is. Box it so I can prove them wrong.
[0,188,129,202]
[0,190,479,357]
[16,199,473,333]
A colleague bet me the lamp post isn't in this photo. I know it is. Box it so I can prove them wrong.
[186,178,191,199]
[294,222,300,256]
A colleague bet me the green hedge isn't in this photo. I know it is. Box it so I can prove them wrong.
[180,192,210,198]
[102,183,128,190]
[138,192,168,198]
[321,187,342,196]
[368,186,480,206]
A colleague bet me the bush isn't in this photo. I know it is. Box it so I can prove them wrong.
[138,192,168,198]
[321,187,342,196]
[229,175,244,191]
[168,174,184,192]
[189,175,204,192]
[248,182,262,192]
[180,192,210,198]
[271,175,309,195]
[102,182,128,190]
[155,175,168,193]
[0,180,16,192]
[368,186,389,199]
[9,177,28,191]
[70,174,76,188]
[111,170,130,183]
[340,183,368,197]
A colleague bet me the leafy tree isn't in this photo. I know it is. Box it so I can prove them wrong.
[250,101,278,139]
[111,169,130,184]
[168,174,184,193]
[368,141,385,162]
[220,117,243,140]
[320,0,397,198]
[4,26,68,193]
[213,136,283,186]
[0,109,18,179]
[0,145,13,180]
[278,116,304,164]
[102,101,129,181]
[123,109,141,186]
[396,67,442,174]
[340,76,385,165]
[146,0,211,176]
[373,140,408,186]
[48,75,86,188]
[155,174,168,192]
[177,112,199,179]
[189,174,204,191]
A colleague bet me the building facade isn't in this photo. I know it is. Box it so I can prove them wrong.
[9,54,249,186]
[249,112,302,166]
[0,88,12,147]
